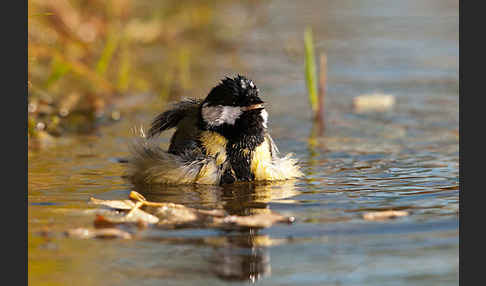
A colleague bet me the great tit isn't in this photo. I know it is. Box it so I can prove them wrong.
[127,75,303,185]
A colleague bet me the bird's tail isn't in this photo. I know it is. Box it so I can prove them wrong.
[125,126,219,185]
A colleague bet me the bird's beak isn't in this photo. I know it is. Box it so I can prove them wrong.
[240,103,264,112]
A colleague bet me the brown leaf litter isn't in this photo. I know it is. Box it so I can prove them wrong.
[66,191,295,240]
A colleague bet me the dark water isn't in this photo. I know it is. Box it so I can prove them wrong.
[28,0,458,285]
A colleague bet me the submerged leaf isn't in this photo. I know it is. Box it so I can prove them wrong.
[353,93,395,113]
[65,227,132,239]
[362,210,409,221]
[214,213,295,229]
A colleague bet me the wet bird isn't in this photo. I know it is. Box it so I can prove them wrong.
[127,75,303,185]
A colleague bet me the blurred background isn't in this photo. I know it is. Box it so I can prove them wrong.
[28,0,265,148]
[27,0,458,149]
[28,1,458,285]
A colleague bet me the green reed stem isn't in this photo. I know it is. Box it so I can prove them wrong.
[304,27,318,114]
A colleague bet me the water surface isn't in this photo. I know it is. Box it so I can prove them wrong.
[28,1,458,285]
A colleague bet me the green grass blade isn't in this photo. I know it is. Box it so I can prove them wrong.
[45,56,71,89]
[304,27,318,113]
[96,33,120,77]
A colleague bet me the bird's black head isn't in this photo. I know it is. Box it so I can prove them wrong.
[199,75,268,140]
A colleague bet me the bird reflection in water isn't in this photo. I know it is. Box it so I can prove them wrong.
[209,228,271,283]
[134,180,299,283]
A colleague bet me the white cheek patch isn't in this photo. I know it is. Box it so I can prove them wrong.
[202,104,242,126]
[260,109,268,128]
[220,106,243,125]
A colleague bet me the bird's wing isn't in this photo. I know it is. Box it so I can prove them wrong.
[127,137,221,185]
[147,98,202,138]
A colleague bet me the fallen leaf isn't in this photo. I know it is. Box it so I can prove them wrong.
[90,197,136,210]
[94,214,118,228]
[362,210,409,221]
[150,205,199,226]
[65,227,132,239]
[79,191,296,237]
[353,93,395,112]
[214,213,295,228]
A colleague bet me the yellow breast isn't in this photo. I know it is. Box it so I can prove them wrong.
[251,137,303,181]
[250,138,273,180]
